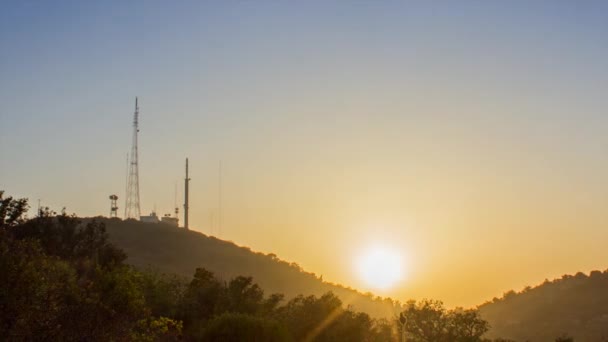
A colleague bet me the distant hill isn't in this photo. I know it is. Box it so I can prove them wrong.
[479,270,608,341]
[94,217,402,319]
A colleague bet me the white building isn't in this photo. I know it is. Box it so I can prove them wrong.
[140,212,160,223]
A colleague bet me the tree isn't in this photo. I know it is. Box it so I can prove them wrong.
[275,291,388,341]
[370,318,398,342]
[446,309,489,342]
[0,192,173,341]
[0,191,28,230]
[202,313,291,342]
[179,268,224,338]
[12,210,126,268]
[138,270,186,318]
[276,292,343,341]
[0,238,77,339]
[220,276,265,314]
[400,299,489,342]
[401,299,448,341]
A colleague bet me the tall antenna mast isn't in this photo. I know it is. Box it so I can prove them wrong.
[218,160,222,237]
[125,97,141,219]
[184,158,190,230]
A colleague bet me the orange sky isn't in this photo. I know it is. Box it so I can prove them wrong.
[2,2,608,307]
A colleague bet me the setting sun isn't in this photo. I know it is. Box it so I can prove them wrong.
[355,245,405,291]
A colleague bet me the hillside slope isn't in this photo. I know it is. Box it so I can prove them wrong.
[479,270,608,341]
[97,217,402,319]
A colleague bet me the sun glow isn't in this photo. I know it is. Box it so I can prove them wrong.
[355,244,405,290]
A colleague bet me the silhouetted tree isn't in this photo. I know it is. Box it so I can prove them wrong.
[179,268,224,338]
[219,276,265,314]
[400,299,489,342]
[0,190,28,229]
[202,313,290,342]
[0,191,180,341]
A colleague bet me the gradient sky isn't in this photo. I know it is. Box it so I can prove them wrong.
[2,1,608,307]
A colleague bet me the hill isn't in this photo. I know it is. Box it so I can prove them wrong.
[96,217,402,319]
[479,270,608,341]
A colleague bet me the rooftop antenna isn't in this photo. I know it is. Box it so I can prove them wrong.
[125,97,141,220]
[184,158,190,230]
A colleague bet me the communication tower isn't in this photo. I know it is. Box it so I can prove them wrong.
[125,97,142,219]
[109,195,118,218]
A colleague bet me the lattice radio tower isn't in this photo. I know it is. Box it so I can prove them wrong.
[109,195,119,218]
[125,97,141,219]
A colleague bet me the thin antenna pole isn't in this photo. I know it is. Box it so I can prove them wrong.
[184,158,190,230]
[218,160,222,237]
[210,210,214,236]
[174,181,178,218]
[124,153,129,218]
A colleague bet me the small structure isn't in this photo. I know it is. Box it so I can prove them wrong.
[161,214,179,227]
[109,195,119,218]
[140,211,160,223]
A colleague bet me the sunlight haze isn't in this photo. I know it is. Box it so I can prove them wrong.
[2,1,608,309]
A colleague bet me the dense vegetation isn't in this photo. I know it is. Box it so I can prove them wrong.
[96,216,402,319]
[1,191,390,340]
[1,191,492,341]
[480,271,608,341]
[8,190,596,341]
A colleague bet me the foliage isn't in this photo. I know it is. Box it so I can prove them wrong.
[202,313,291,342]
[480,270,608,341]
[0,237,76,340]
[0,192,174,341]
[0,191,492,341]
[399,299,489,342]
[132,317,183,341]
[555,334,574,342]
[98,216,404,318]
[275,292,399,341]
[0,190,29,229]
[137,269,186,318]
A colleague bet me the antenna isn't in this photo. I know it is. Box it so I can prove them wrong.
[124,153,129,218]
[125,97,141,219]
[210,210,214,236]
[174,181,179,218]
[218,160,222,237]
[109,195,119,218]
[184,158,191,230]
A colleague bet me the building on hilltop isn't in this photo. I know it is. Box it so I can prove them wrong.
[140,211,159,223]
[161,214,179,227]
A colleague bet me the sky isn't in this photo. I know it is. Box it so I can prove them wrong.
[2,1,608,308]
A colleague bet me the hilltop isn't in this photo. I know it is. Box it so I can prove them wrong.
[479,270,608,341]
[96,217,402,319]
